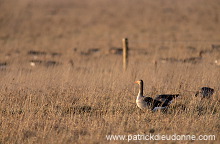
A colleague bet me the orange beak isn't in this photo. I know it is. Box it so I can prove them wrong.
[135,81,139,84]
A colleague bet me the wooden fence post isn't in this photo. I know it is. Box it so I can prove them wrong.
[122,38,128,71]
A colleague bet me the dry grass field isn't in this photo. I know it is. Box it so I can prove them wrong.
[0,0,220,143]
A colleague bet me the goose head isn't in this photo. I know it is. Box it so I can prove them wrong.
[135,80,143,85]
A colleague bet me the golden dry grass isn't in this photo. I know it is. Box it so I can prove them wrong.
[0,0,220,143]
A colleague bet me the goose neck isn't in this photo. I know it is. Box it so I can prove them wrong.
[138,82,144,96]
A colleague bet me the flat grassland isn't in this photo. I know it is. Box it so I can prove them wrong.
[0,0,220,143]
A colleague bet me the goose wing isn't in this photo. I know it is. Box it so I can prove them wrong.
[143,97,163,110]
[154,94,179,103]
[143,97,154,105]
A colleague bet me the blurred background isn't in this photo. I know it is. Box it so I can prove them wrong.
[1,0,220,51]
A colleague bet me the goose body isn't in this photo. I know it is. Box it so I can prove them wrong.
[135,80,179,111]
[195,87,214,98]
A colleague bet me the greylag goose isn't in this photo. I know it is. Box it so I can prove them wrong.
[135,80,179,111]
[195,87,214,98]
